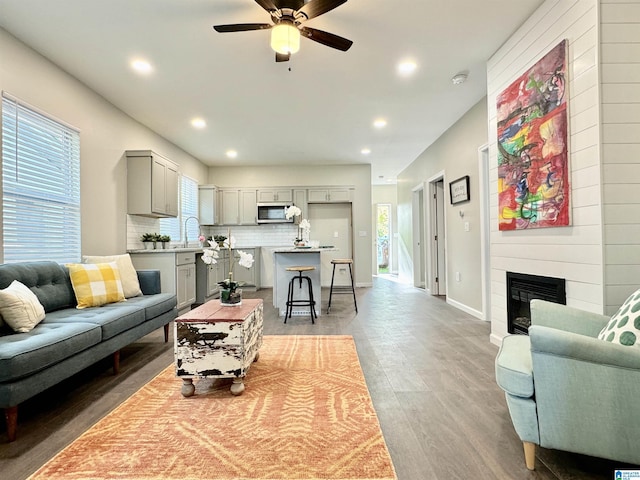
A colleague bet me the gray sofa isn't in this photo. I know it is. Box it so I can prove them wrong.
[0,261,177,442]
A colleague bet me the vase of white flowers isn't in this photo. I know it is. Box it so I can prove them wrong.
[201,229,254,306]
[285,206,311,247]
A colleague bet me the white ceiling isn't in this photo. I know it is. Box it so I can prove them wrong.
[0,0,543,184]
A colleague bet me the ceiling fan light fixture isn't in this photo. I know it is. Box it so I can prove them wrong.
[270,23,300,55]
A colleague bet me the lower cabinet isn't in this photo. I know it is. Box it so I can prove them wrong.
[231,248,260,289]
[130,251,196,313]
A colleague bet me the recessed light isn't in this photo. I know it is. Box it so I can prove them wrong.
[226,149,238,159]
[131,59,153,74]
[373,118,387,129]
[397,60,417,76]
[361,148,371,155]
[191,118,206,129]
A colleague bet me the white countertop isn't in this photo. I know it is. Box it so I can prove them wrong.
[273,247,338,253]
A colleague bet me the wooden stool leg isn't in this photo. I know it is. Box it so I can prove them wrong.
[327,263,337,314]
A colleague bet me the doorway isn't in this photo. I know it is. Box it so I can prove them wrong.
[307,203,353,287]
[376,203,391,275]
[428,174,446,297]
[412,185,426,289]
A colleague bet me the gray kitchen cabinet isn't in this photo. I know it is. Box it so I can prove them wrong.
[220,188,257,225]
[196,250,229,303]
[230,248,260,289]
[198,184,218,225]
[126,150,179,217]
[257,188,293,203]
[293,188,307,219]
[307,187,352,203]
[130,250,196,313]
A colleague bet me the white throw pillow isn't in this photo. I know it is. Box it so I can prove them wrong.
[0,280,46,333]
[83,254,142,298]
[598,288,640,348]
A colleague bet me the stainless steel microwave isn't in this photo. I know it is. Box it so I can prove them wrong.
[257,202,294,224]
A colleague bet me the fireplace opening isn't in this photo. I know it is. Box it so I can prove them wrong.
[507,272,566,335]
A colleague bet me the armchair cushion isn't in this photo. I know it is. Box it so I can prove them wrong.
[598,288,640,348]
[495,334,533,398]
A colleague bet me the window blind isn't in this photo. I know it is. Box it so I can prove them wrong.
[160,175,199,243]
[2,94,81,263]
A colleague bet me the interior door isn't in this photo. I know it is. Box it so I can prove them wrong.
[434,180,446,295]
[307,203,352,287]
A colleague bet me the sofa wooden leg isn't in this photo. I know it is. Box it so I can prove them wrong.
[523,441,536,470]
[164,323,169,343]
[5,406,18,442]
[113,350,120,375]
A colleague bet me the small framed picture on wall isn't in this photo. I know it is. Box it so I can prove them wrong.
[449,175,470,205]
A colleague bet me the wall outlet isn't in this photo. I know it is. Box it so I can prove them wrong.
[333,231,339,238]
[455,271,461,282]
[464,222,470,232]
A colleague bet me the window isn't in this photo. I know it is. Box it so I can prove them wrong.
[159,175,199,244]
[2,93,81,263]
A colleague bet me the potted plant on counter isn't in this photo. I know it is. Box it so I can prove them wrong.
[158,235,171,249]
[140,232,158,250]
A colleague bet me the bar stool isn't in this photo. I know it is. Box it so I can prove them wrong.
[284,266,316,324]
[327,259,357,314]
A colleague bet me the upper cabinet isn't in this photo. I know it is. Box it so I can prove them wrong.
[307,187,352,203]
[220,188,257,225]
[126,150,179,217]
[257,188,293,203]
[198,185,218,225]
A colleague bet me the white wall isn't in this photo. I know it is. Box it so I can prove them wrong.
[207,164,373,286]
[487,0,603,340]
[397,99,487,315]
[600,0,640,314]
[0,28,209,258]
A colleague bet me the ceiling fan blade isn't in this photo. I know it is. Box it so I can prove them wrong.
[214,23,273,33]
[275,52,290,62]
[299,26,353,51]
[297,0,347,21]
[254,0,279,12]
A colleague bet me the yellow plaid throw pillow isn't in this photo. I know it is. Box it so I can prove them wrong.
[67,262,126,309]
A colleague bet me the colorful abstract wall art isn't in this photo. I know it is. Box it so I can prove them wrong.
[497,39,569,231]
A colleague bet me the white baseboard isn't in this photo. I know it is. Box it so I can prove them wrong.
[490,332,504,346]
[356,282,373,288]
[446,297,484,320]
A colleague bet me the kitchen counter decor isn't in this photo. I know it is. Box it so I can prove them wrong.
[201,229,254,306]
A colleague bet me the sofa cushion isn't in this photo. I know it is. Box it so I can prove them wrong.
[495,334,534,398]
[0,280,46,333]
[83,254,142,299]
[0,261,76,313]
[0,322,101,382]
[67,262,126,309]
[43,305,146,340]
[115,293,176,320]
[598,288,640,348]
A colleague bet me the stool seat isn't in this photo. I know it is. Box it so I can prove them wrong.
[327,258,357,314]
[286,266,316,272]
[331,259,353,265]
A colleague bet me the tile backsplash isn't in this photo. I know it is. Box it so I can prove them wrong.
[127,215,299,250]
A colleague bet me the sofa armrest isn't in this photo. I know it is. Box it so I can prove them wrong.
[530,325,640,369]
[530,299,609,338]
[136,270,161,295]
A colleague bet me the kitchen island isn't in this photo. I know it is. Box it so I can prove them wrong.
[273,247,335,318]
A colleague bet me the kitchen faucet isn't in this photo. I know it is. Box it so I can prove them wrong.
[183,216,200,248]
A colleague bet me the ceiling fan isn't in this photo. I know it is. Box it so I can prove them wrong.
[213,0,353,62]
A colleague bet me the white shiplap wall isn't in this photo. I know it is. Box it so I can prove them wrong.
[601,0,640,315]
[487,0,603,340]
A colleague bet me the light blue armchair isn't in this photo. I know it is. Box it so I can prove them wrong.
[495,299,640,470]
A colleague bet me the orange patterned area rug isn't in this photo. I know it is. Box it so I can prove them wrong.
[29,335,397,480]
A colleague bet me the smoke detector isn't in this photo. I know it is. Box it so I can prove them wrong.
[451,73,468,85]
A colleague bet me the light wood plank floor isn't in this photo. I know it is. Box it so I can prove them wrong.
[0,277,631,479]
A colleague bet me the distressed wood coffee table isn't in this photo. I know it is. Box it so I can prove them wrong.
[174,298,263,396]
